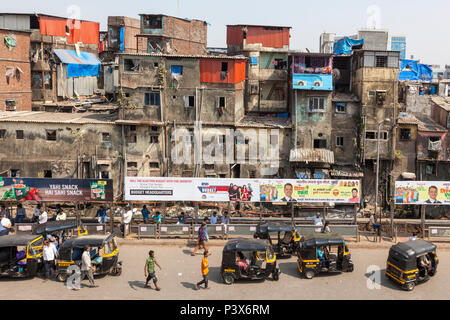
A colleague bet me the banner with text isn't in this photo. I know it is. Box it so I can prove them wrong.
[125,177,361,203]
[395,181,450,205]
[0,177,113,202]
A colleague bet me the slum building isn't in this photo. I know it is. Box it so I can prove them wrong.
[0,28,32,111]
[0,111,122,199]
[352,49,400,207]
[137,14,207,55]
[288,51,335,179]
[227,24,290,116]
[0,13,100,104]
[117,52,248,178]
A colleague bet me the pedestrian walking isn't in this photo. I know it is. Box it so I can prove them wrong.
[42,239,58,281]
[195,251,210,290]
[122,207,134,237]
[192,222,208,256]
[14,204,26,224]
[144,250,161,291]
[80,246,97,288]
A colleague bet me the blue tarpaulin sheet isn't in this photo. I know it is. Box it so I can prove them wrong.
[399,59,432,81]
[171,65,183,75]
[333,37,364,55]
[120,27,125,53]
[53,49,101,78]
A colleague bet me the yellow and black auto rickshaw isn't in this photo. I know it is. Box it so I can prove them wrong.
[385,239,438,291]
[55,234,122,282]
[297,234,354,279]
[253,222,301,257]
[220,238,280,285]
[0,234,44,278]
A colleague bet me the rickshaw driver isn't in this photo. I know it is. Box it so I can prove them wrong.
[418,255,431,278]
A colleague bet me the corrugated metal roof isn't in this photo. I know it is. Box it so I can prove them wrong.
[53,49,101,65]
[431,96,450,112]
[118,52,247,60]
[290,148,334,164]
[237,116,291,128]
[0,111,116,124]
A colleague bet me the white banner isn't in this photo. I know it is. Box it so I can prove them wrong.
[124,177,361,203]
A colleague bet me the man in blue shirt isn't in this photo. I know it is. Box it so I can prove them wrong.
[141,205,150,223]
[95,206,108,224]
[210,211,218,224]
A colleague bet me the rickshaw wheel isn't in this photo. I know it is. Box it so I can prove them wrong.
[223,273,234,285]
[304,270,314,279]
[272,272,279,281]
[112,268,122,276]
[56,273,67,282]
[403,282,415,291]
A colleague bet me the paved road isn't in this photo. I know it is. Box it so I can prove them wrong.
[1,244,449,300]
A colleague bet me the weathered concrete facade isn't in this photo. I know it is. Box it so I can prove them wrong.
[0,112,122,198]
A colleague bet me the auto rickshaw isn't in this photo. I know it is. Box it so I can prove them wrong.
[220,238,280,285]
[0,234,44,278]
[385,239,438,291]
[55,234,122,282]
[297,234,354,279]
[253,222,301,257]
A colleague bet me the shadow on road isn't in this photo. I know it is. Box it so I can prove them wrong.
[128,280,147,290]
[278,261,300,278]
[181,281,197,290]
[364,268,401,291]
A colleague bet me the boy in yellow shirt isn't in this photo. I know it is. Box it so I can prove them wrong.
[195,251,210,290]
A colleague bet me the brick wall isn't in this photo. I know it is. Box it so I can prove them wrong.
[0,29,31,111]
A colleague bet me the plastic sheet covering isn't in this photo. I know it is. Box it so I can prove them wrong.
[119,27,124,53]
[39,16,99,45]
[399,59,432,81]
[333,37,364,55]
[53,49,100,78]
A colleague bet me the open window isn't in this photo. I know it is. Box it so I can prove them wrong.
[46,130,56,141]
[142,15,162,29]
[5,99,16,111]
[336,136,344,147]
[16,130,24,140]
[399,128,411,141]
[185,96,195,108]
[314,139,327,149]
[102,132,111,142]
[125,125,137,144]
[124,59,140,72]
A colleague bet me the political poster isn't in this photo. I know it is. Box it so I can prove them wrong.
[0,177,113,202]
[395,181,450,205]
[124,177,361,203]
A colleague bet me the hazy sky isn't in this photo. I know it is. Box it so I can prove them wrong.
[4,0,449,65]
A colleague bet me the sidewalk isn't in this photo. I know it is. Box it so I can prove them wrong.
[116,235,450,250]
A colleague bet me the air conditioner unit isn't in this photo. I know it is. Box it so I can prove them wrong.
[313,81,323,87]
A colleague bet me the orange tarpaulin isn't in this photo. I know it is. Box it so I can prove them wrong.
[39,16,99,45]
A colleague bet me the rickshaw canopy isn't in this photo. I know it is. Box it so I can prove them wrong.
[33,220,79,235]
[300,234,346,249]
[0,234,42,248]
[59,234,115,250]
[223,238,270,252]
[389,240,437,260]
[256,222,296,234]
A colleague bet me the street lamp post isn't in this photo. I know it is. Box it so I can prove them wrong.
[375,119,390,239]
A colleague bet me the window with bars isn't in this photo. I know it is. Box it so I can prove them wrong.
[336,136,344,147]
[309,97,326,112]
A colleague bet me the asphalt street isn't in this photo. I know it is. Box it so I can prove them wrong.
[1,244,449,300]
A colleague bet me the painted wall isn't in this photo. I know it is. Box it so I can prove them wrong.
[292,74,333,91]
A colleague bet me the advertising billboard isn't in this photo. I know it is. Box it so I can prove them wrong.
[124,177,361,203]
[395,181,450,205]
[0,177,113,202]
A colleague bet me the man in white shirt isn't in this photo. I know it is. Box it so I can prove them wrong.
[42,239,58,281]
[122,207,134,237]
[39,208,48,224]
[0,213,11,236]
[55,209,67,221]
[80,246,96,288]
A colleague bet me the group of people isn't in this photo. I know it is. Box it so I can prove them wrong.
[228,183,253,202]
